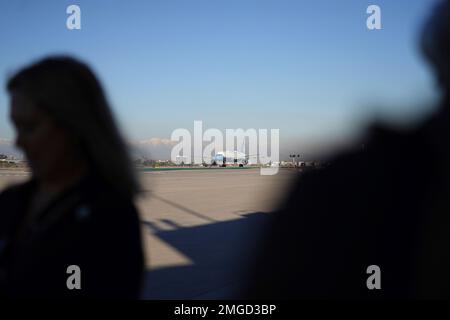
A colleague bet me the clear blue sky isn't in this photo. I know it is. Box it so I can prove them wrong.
[0,0,440,152]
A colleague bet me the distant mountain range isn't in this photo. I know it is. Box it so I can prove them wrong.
[1,136,331,162]
[0,137,175,161]
[130,138,177,161]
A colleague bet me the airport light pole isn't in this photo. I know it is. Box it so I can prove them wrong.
[289,154,301,167]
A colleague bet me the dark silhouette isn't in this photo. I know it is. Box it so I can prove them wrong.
[0,57,144,298]
[141,212,269,299]
[245,1,450,299]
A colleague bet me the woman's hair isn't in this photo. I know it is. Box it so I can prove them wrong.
[6,56,140,199]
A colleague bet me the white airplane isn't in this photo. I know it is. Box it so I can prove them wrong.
[210,150,258,167]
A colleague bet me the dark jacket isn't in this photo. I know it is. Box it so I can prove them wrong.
[246,108,450,299]
[0,173,144,298]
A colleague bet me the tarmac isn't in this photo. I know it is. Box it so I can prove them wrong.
[0,167,297,299]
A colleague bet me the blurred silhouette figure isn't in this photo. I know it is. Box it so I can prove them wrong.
[245,1,450,299]
[0,57,144,298]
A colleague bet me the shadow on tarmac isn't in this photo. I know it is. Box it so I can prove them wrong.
[141,212,270,299]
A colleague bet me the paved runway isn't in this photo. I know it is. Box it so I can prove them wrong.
[0,168,297,299]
